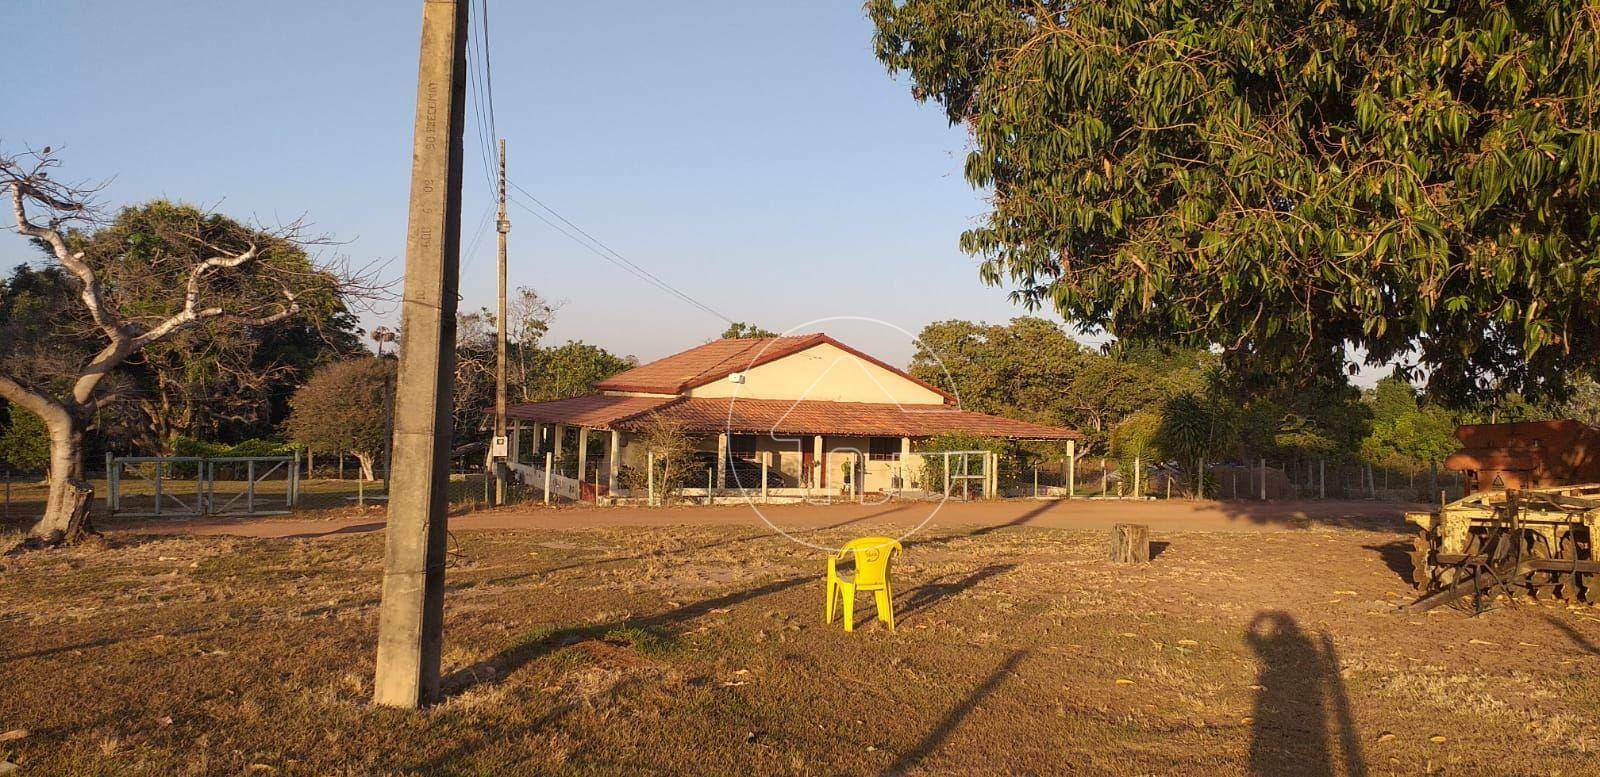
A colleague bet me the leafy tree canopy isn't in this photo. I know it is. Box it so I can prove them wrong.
[0,402,50,472]
[285,357,394,480]
[720,322,778,339]
[910,317,1208,454]
[871,0,1600,405]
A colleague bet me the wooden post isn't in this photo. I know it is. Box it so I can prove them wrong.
[943,451,951,496]
[1133,456,1141,499]
[1259,457,1267,501]
[543,452,552,506]
[706,468,714,505]
[760,452,769,502]
[1110,523,1150,563]
[1320,458,1327,499]
[1101,459,1108,497]
[1033,467,1038,498]
[647,451,656,506]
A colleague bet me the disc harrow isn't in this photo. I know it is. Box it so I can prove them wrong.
[1405,485,1600,613]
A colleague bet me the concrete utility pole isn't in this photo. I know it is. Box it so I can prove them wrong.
[494,137,510,506]
[373,0,469,710]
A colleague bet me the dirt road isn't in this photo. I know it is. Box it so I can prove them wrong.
[121,497,1420,540]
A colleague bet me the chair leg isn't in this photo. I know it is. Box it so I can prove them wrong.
[825,578,835,624]
[842,586,855,632]
[875,589,894,631]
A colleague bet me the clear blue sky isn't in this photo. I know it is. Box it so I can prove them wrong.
[3,1,1064,367]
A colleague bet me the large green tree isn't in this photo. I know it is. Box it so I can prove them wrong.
[871,0,1600,404]
[910,317,1207,454]
[1,149,366,544]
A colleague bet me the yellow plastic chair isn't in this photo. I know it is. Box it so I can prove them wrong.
[825,536,903,632]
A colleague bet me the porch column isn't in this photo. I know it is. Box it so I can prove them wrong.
[509,420,522,465]
[576,427,589,483]
[813,435,824,489]
[1066,439,1076,498]
[901,437,911,489]
[716,432,728,491]
[607,430,621,495]
[553,424,566,461]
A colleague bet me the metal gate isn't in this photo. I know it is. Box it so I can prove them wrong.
[107,453,300,518]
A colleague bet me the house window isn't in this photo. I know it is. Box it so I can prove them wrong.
[868,437,901,461]
[730,434,759,460]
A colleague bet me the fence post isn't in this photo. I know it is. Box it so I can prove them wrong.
[3,470,9,520]
[205,461,214,515]
[1319,458,1326,500]
[154,461,163,517]
[761,452,770,502]
[1259,458,1267,501]
[943,451,951,497]
[1033,466,1038,498]
[245,459,255,514]
[197,458,206,515]
[290,450,300,507]
[544,452,552,505]
[1133,456,1141,499]
[358,474,365,507]
[1101,459,1108,497]
[706,468,714,505]
[647,451,656,506]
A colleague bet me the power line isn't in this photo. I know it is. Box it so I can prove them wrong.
[460,0,731,326]
[503,188,734,324]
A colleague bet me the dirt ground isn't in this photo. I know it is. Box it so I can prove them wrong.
[4,498,1600,775]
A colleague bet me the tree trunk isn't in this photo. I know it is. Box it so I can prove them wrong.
[356,452,376,482]
[26,409,94,546]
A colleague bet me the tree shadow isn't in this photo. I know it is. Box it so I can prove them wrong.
[440,574,812,697]
[886,649,1027,774]
[1361,541,1414,585]
[463,503,916,591]
[1246,611,1367,777]
[280,522,387,539]
[910,499,1065,550]
[1542,612,1600,657]
[897,563,1018,622]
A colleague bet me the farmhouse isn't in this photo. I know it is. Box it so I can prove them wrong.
[503,334,1078,500]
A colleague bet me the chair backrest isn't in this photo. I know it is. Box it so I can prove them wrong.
[839,536,901,587]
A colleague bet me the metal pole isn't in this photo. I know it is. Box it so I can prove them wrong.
[154,461,163,517]
[374,0,469,710]
[104,452,113,514]
[246,459,256,514]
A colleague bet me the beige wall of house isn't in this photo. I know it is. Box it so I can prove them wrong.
[687,342,947,405]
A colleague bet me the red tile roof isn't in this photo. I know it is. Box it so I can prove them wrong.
[505,394,1078,440]
[627,398,1078,439]
[594,334,955,401]
[504,394,676,428]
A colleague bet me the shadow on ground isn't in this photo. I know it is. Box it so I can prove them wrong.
[1246,611,1367,777]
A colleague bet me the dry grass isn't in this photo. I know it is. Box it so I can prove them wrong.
[3,512,1600,775]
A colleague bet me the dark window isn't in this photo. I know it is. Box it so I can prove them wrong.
[869,437,901,460]
[730,434,759,458]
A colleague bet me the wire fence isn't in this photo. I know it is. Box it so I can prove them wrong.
[1005,457,1467,502]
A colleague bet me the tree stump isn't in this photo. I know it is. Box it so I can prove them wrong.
[1110,523,1150,563]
